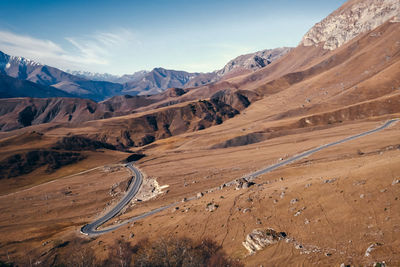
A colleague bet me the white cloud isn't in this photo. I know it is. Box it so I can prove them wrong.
[0,29,136,72]
[0,30,64,59]
[65,29,136,65]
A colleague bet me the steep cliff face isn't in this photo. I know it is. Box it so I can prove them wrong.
[301,0,400,50]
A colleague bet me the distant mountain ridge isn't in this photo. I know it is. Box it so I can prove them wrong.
[0,51,123,101]
[67,47,292,94]
[70,68,201,95]
[67,70,149,84]
[122,67,200,95]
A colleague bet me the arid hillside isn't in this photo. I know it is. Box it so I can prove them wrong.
[0,0,399,266]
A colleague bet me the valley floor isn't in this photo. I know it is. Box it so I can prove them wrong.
[0,117,399,266]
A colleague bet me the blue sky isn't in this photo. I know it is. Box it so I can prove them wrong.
[0,0,346,75]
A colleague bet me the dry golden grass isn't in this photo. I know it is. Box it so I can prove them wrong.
[0,15,399,267]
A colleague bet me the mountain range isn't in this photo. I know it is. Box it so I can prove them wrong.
[0,47,291,101]
[1,0,400,265]
[69,47,292,93]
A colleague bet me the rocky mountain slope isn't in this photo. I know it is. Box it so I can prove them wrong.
[219,47,292,76]
[301,0,400,50]
[186,47,292,88]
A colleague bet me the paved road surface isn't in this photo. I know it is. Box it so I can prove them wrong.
[248,119,398,179]
[80,119,398,235]
[80,162,144,235]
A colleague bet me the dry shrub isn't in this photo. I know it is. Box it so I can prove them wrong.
[130,236,243,267]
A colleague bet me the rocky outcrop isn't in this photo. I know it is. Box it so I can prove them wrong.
[234,178,255,190]
[364,242,383,257]
[243,228,328,256]
[301,0,400,50]
[205,202,219,212]
[242,228,287,254]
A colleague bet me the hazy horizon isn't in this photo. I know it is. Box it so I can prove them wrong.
[0,0,346,75]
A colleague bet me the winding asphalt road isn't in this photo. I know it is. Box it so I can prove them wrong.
[80,119,398,235]
[248,119,399,179]
[80,162,144,235]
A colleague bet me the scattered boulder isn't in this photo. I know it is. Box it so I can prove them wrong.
[206,202,219,212]
[290,198,299,205]
[294,207,306,217]
[242,208,251,213]
[234,178,255,190]
[365,243,383,257]
[242,228,287,254]
[392,179,400,185]
[323,178,337,184]
[353,180,366,186]
[305,183,312,188]
[197,192,204,198]
[294,244,303,250]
